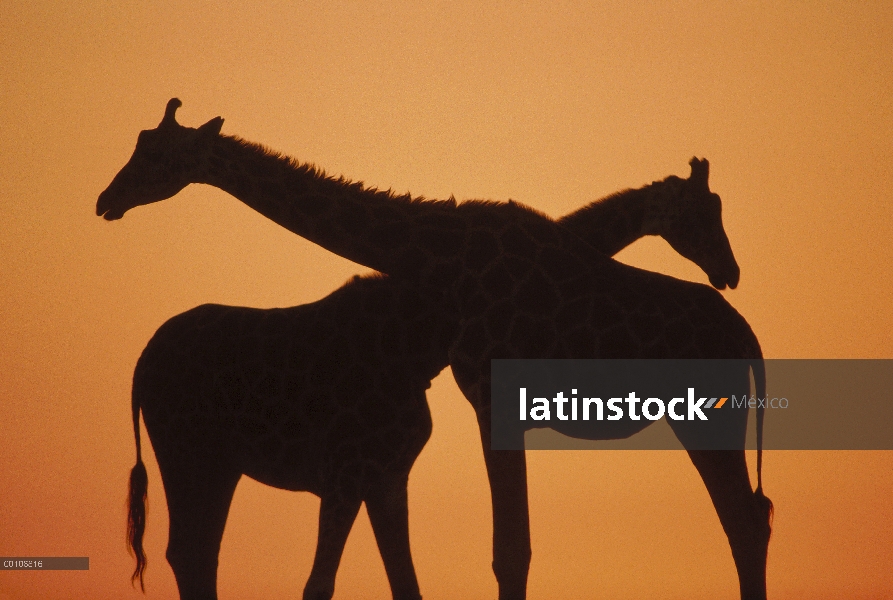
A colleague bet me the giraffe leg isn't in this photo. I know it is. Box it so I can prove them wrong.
[476,409,531,600]
[158,456,241,600]
[365,474,422,600]
[303,494,363,600]
[453,363,531,600]
[686,450,771,600]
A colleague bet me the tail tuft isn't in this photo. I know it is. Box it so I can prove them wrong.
[127,459,149,591]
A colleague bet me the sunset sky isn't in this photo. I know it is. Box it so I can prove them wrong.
[2,1,892,598]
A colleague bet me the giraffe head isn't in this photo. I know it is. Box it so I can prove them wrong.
[97,99,223,220]
[647,158,740,290]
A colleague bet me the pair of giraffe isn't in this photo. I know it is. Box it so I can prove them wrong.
[97,99,772,600]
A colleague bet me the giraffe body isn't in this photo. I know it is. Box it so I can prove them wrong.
[101,99,770,600]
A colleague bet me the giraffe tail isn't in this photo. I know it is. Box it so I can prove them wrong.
[751,357,774,527]
[126,391,148,592]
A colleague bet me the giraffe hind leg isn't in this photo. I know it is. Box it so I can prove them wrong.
[303,493,363,600]
[454,366,530,600]
[157,452,241,600]
[366,473,422,600]
[686,449,771,600]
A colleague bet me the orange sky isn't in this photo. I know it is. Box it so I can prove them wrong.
[2,1,892,598]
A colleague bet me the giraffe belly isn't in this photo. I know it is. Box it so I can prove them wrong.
[233,391,433,498]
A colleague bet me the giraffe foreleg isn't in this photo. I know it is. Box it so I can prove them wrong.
[687,449,771,600]
[303,493,363,600]
[366,474,423,600]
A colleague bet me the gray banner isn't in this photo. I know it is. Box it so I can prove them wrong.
[0,557,89,570]
[491,359,893,450]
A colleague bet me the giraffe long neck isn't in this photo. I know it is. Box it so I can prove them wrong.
[195,135,681,280]
[558,177,681,255]
[196,134,461,278]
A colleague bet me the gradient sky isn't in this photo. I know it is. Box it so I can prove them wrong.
[1,1,892,598]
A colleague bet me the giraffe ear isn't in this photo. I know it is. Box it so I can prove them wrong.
[197,116,224,138]
[688,157,710,191]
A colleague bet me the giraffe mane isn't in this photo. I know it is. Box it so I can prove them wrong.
[222,136,554,221]
[578,187,637,213]
[460,198,555,222]
[341,271,390,287]
[226,135,460,210]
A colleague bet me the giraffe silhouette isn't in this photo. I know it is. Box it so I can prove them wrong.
[121,158,734,600]
[98,99,771,600]
[129,275,451,600]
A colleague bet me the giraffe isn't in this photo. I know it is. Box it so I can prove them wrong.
[120,144,738,600]
[128,274,451,600]
[98,99,771,599]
